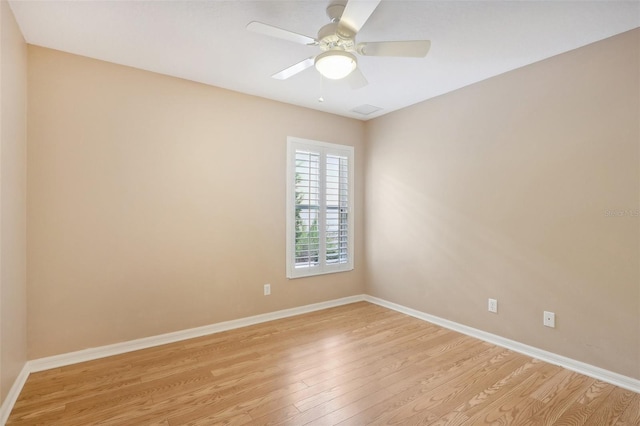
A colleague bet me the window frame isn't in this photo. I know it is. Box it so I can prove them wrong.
[286,136,355,279]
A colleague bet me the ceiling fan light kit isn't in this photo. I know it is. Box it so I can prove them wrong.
[247,0,430,87]
[315,51,357,79]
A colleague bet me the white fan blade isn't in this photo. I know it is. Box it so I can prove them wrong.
[356,40,431,57]
[272,57,315,80]
[247,21,316,45]
[347,67,368,89]
[338,0,381,35]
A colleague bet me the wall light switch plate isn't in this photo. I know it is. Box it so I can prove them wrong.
[264,284,271,296]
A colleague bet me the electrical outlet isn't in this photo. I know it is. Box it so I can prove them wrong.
[264,284,271,296]
[488,298,498,313]
[543,311,555,328]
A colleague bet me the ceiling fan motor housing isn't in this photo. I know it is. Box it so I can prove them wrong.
[318,22,355,51]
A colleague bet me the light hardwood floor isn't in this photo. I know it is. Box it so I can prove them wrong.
[7,302,640,425]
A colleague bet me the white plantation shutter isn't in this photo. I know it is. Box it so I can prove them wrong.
[287,137,354,278]
[294,150,320,268]
[325,154,349,265]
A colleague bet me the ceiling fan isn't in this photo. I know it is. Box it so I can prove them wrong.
[247,0,431,89]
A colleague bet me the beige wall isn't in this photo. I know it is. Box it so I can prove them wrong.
[365,29,640,379]
[22,26,640,382]
[27,46,365,358]
[0,0,28,402]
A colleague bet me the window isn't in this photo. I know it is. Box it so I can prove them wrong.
[286,137,354,279]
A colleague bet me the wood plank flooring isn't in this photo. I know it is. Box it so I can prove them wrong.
[7,302,640,425]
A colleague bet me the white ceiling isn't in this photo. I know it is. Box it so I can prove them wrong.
[8,1,640,120]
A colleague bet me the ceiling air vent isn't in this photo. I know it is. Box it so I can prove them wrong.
[350,104,383,116]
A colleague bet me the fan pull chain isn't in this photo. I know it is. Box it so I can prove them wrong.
[318,75,325,103]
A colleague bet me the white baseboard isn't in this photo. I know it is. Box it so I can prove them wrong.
[0,363,29,426]
[364,295,640,394]
[28,294,366,372]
